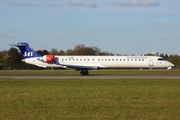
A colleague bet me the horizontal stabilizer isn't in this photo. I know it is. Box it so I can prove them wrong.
[7,43,27,47]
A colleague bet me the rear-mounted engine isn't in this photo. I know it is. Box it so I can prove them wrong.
[39,55,54,63]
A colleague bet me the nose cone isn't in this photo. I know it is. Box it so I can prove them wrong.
[171,63,175,67]
[166,62,174,69]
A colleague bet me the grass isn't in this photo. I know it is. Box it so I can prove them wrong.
[0,79,180,120]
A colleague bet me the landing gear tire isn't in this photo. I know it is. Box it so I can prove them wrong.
[80,70,89,76]
[80,71,84,76]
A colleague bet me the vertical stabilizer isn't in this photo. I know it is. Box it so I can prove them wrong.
[8,42,42,58]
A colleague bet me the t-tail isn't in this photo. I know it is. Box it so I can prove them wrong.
[8,42,42,58]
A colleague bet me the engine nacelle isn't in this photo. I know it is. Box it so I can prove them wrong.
[40,55,54,63]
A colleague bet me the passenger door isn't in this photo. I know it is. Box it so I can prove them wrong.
[149,58,154,66]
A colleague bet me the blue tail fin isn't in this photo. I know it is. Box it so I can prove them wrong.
[9,42,42,58]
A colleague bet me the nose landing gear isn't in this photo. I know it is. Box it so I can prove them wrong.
[163,70,166,75]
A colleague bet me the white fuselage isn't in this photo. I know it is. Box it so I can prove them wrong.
[22,55,174,69]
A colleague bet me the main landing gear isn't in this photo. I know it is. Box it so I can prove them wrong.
[80,70,89,76]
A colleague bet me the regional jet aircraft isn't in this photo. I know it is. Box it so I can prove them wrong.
[8,42,174,75]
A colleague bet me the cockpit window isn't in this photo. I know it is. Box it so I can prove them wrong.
[158,58,165,61]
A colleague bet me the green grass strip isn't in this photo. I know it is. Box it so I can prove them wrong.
[0,79,180,120]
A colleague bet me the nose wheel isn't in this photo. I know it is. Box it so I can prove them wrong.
[80,70,89,76]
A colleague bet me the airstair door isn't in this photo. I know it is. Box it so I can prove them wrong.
[149,58,154,66]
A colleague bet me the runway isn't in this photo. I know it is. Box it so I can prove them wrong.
[1,75,180,79]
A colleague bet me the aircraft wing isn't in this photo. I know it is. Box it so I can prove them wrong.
[51,57,98,70]
[61,64,98,70]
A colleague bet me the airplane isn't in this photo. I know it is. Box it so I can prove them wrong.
[8,42,174,76]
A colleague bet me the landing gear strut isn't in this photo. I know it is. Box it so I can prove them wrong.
[163,69,166,75]
[80,70,89,76]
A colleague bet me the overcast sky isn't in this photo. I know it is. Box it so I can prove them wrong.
[0,0,180,55]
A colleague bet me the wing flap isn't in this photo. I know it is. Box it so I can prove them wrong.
[35,64,47,68]
[62,64,98,70]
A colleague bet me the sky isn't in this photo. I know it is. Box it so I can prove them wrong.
[0,0,180,55]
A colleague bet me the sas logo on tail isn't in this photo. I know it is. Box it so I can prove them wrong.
[24,52,33,57]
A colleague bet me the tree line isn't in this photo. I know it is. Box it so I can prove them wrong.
[0,44,180,70]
